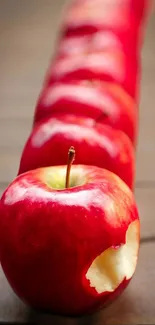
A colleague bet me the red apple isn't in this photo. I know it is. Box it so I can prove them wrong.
[133,0,152,26]
[58,20,139,66]
[47,50,124,83]
[18,114,135,189]
[62,0,135,33]
[56,30,123,59]
[34,80,137,145]
[44,47,138,99]
[61,0,150,37]
[0,162,140,316]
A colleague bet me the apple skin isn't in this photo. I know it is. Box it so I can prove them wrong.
[44,49,138,100]
[62,0,134,33]
[18,114,135,189]
[56,30,124,59]
[34,80,137,145]
[48,0,150,101]
[59,0,146,74]
[61,0,150,38]
[0,165,140,316]
[44,17,139,100]
[41,0,150,102]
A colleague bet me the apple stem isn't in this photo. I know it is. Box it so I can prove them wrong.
[65,146,75,189]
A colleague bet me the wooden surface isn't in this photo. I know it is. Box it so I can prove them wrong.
[0,1,155,324]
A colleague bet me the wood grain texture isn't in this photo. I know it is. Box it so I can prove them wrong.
[0,0,155,323]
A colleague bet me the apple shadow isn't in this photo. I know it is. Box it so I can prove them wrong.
[25,291,135,325]
[26,306,100,325]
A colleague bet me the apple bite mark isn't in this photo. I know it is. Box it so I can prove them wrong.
[86,219,139,294]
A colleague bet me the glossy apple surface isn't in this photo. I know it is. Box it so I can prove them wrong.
[45,49,138,99]
[34,80,137,145]
[18,114,135,189]
[61,0,150,37]
[0,165,140,316]
[47,50,124,83]
[62,0,136,33]
[59,21,139,62]
[56,30,123,59]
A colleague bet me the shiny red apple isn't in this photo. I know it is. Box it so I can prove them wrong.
[61,0,150,37]
[44,49,138,99]
[0,162,140,316]
[34,80,137,145]
[47,50,124,83]
[62,0,135,33]
[45,11,140,100]
[56,30,123,59]
[18,114,135,189]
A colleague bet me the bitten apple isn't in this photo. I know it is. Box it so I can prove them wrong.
[18,114,135,189]
[34,80,137,145]
[0,158,140,316]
